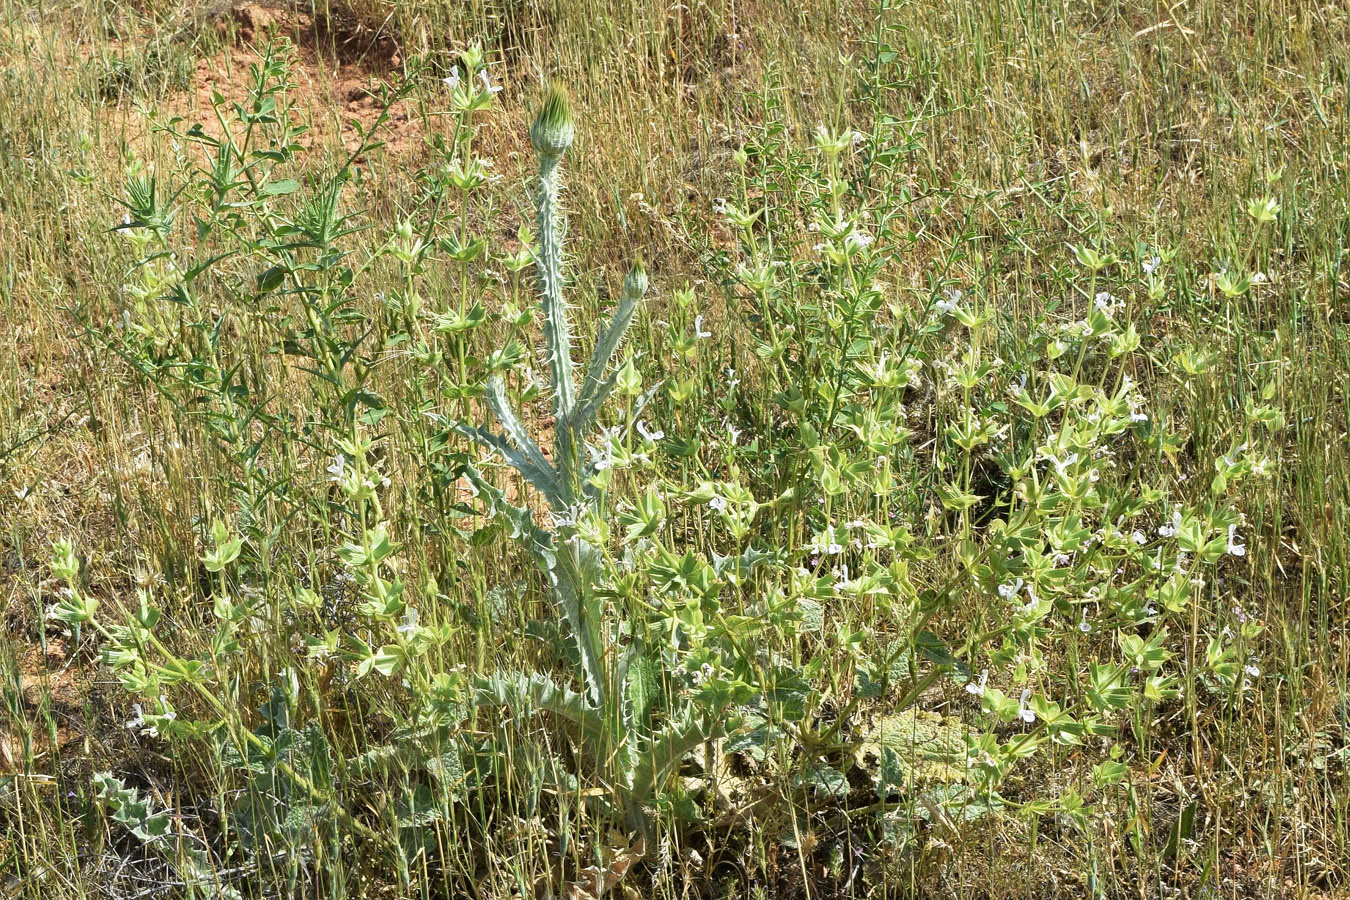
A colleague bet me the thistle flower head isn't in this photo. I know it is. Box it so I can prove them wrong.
[531,83,575,159]
[624,260,648,297]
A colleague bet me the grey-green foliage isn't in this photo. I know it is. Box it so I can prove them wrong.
[455,84,719,830]
[95,772,243,899]
[452,82,643,711]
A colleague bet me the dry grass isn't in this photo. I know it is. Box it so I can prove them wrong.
[1,0,1347,897]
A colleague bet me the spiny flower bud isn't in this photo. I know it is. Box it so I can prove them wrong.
[531,83,574,159]
[623,260,648,297]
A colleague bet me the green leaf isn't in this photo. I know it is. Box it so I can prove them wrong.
[262,178,301,196]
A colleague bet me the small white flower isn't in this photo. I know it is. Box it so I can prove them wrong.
[553,503,588,528]
[965,669,989,696]
[1130,411,1149,423]
[1053,552,1071,567]
[125,704,145,730]
[146,709,175,738]
[441,67,461,89]
[1131,530,1146,545]
[1244,663,1260,679]
[1093,291,1118,313]
[1078,613,1091,634]
[1226,524,1246,557]
[708,495,728,512]
[478,69,502,94]
[694,314,711,339]
[587,441,613,472]
[845,229,873,251]
[1157,510,1182,538]
[1142,255,1161,275]
[1250,271,1268,285]
[998,577,1024,600]
[1048,451,1079,475]
[1017,688,1035,723]
[326,455,346,482]
[397,607,420,638]
[636,420,664,443]
[935,288,962,315]
[725,422,742,445]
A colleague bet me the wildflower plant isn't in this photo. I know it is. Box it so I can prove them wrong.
[41,21,1297,897]
[449,84,745,836]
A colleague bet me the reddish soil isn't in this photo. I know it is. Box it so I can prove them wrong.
[136,3,425,159]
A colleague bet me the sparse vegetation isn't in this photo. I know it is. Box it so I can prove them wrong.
[1,1,1348,898]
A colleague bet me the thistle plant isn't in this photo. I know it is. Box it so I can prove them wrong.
[450,84,730,834]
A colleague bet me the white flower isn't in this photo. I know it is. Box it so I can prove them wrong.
[1047,451,1079,475]
[145,709,175,738]
[1093,291,1119,313]
[553,503,588,529]
[326,455,346,482]
[478,69,502,94]
[708,495,728,512]
[997,577,1024,600]
[1157,509,1181,538]
[397,607,420,638]
[636,420,664,443]
[125,704,145,730]
[1142,255,1161,275]
[694,314,711,339]
[1078,613,1091,634]
[1250,271,1268,285]
[1017,689,1035,723]
[1131,530,1147,545]
[1221,443,1249,468]
[441,67,461,89]
[1130,411,1149,423]
[844,229,873,251]
[725,421,742,445]
[1244,663,1260,678]
[587,441,613,472]
[1226,524,1246,557]
[1053,552,1071,567]
[965,669,989,696]
[935,288,962,315]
